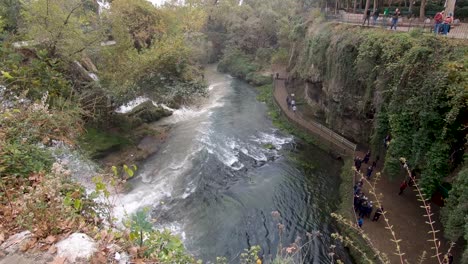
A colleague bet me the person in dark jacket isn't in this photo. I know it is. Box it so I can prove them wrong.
[372,9,380,25]
[372,207,384,221]
[362,9,372,26]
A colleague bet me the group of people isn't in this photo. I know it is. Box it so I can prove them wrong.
[434,11,454,35]
[362,8,455,35]
[286,93,297,113]
[353,150,384,228]
[362,8,401,30]
[354,151,379,180]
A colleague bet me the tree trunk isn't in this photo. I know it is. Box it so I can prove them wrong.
[363,0,371,22]
[354,0,357,13]
[373,0,378,12]
[409,0,414,15]
[419,0,426,20]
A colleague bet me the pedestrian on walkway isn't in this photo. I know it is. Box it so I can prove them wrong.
[292,105,297,113]
[358,218,363,228]
[286,96,291,109]
[442,13,453,35]
[354,156,362,171]
[390,8,400,30]
[382,7,389,27]
[434,11,444,34]
[362,9,371,26]
[398,180,408,195]
[276,72,279,79]
[372,207,384,221]
[372,8,380,25]
[366,166,373,179]
[290,99,296,108]
[363,150,371,164]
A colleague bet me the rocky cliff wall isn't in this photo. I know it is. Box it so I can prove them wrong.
[287,22,467,194]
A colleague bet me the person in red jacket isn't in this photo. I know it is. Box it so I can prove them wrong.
[398,180,408,195]
[434,11,444,35]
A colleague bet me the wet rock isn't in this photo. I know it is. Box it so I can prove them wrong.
[124,101,172,125]
[55,233,97,262]
[80,57,98,73]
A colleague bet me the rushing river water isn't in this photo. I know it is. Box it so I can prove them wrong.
[116,65,350,263]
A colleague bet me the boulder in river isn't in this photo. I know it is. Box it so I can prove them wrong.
[123,100,172,125]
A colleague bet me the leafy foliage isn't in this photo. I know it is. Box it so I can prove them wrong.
[441,165,468,262]
[289,23,467,197]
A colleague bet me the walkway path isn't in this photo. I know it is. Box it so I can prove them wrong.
[272,76,356,156]
[272,72,459,263]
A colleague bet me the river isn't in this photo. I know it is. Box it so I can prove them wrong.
[116,65,350,263]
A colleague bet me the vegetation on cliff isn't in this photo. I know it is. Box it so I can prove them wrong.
[287,21,467,261]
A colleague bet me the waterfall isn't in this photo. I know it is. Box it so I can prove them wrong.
[97,0,110,14]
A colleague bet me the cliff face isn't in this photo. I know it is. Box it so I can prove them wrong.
[287,23,467,194]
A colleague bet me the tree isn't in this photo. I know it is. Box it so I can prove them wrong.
[420,0,427,20]
[20,0,104,59]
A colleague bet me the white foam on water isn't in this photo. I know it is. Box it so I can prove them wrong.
[208,82,224,91]
[115,96,152,113]
[251,131,293,150]
[88,72,99,82]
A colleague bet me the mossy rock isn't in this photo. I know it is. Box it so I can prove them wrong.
[125,101,172,124]
[79,127,131,159]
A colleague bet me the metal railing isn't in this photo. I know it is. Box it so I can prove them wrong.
[272,78,357,156]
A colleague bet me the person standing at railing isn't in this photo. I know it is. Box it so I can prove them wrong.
[362,9,371,26]
[442,13,453,35]
[390,8,400,30]
[434,11,444,34]
[382,8,389,27]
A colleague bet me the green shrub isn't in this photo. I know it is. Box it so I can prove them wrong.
[271,48,289,65]
[246,72,272,86]
[0,141,53,177]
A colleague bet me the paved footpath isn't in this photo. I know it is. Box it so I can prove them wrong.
[272,71,459,264]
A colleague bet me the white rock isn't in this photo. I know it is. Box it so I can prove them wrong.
[0,231,32,254]
[55,233,97,262]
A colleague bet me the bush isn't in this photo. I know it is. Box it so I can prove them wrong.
[246,72,272,86]
[271,48,289,65]
[0,142,53,178]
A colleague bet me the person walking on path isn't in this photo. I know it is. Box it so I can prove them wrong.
[398,180,408,195]
[366,165,373,180]
[292,105,297,114]
[434,11,444,34]
[362,9,371,26]
[286,96,291,109]
[382,7,389,27]
[363,150,371,164]
[372,8,380,25]
[372,207,384,222]
[354,156,362,171]
[276,72,279,79]
[358,218,363,228]
[390,8,400,30]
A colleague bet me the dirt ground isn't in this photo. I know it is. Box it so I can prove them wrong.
[271,71,463,264]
